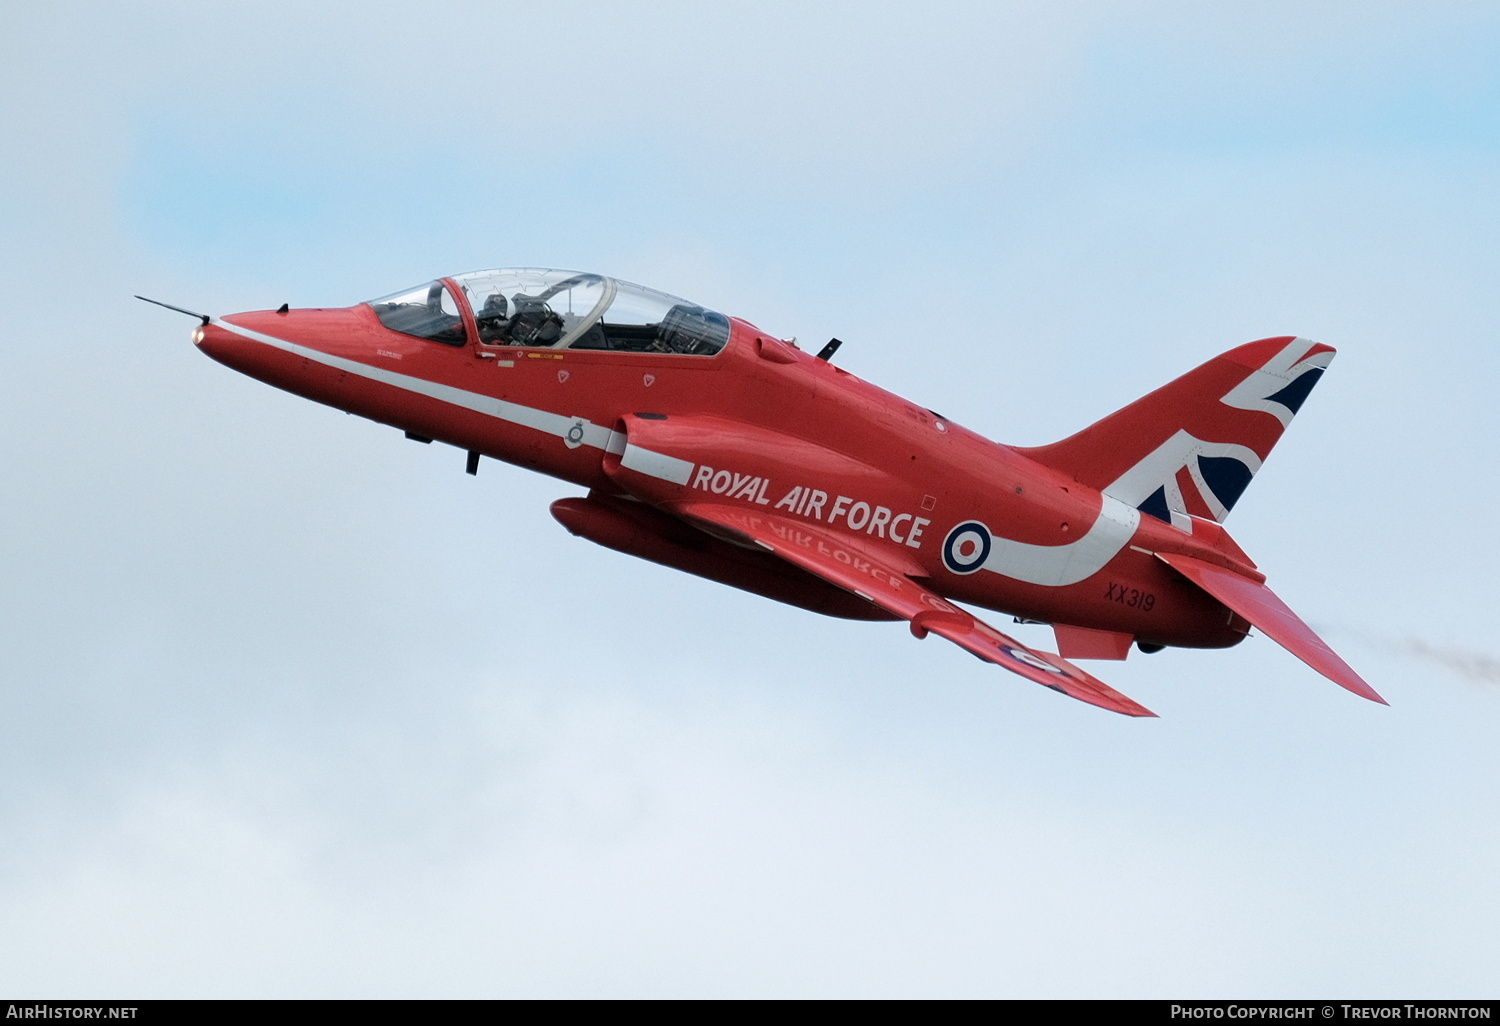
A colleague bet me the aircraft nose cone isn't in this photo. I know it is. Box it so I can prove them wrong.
[192,316,291,382]
[192,307,369,400]
[192,320,243,366]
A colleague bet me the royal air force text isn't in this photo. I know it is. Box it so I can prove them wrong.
[690,466,931,549]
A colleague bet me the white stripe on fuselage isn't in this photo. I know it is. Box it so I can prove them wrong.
[978,494,1140,588]
[620,443,695,486]
[216,320,1140,585]
[210,319,693,482]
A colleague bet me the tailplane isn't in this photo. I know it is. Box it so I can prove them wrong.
[1157,552,1386,705]
[1019,337,1334,530]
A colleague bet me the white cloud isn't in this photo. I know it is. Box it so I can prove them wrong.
[8,668,1493,997]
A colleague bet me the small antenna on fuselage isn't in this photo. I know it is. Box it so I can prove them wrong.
[816,337,844,362]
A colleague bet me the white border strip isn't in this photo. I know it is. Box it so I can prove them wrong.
[620,443,694,485]
[213,318,672,470]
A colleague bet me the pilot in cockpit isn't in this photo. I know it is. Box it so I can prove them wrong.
[505,294,564,347]
[478,292,565,347]
[476,293,511,344]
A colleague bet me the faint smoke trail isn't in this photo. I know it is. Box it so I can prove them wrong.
[1402,639,1500,686]
[1313,624,1500,687]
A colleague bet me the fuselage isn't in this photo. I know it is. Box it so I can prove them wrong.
[196,271,1252,651]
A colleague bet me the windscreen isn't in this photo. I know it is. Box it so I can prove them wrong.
[367,281,467,345]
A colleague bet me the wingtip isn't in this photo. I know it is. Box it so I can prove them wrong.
[1085,694,1158,718]
[1029,650,1158,718]
[1054,678,1158,718]
[1326,666,1388,706]
[1114,698,1160,718]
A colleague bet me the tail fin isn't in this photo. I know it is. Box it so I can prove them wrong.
[1019,336,1334,530]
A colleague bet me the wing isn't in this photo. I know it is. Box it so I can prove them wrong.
[672,502,1156,717]
[1156,552,1387,705]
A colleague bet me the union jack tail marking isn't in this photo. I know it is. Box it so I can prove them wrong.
[1019,336,1334,530]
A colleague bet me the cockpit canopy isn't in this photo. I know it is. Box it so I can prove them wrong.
[367,269,731,356]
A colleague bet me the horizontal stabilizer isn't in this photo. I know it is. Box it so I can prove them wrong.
[674,502,1156,717]
[1156,552,1386,705]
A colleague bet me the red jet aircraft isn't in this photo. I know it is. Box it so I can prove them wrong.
[145,269,1386,716]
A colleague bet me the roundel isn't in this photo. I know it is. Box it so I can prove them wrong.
[942,520,992,575]
[1000,646,1064,674]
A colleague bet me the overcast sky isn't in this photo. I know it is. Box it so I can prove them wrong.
[2,0,1498,997]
